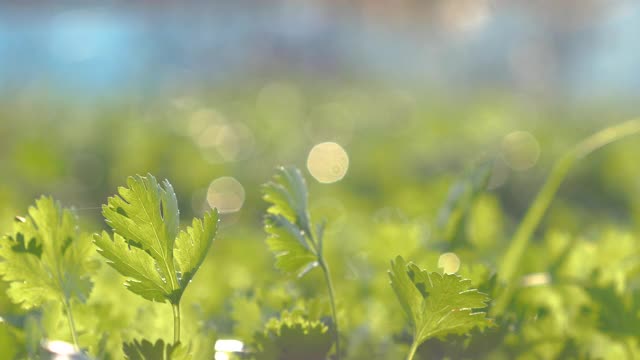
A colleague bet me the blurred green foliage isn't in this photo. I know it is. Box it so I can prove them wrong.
[0,85,639,359]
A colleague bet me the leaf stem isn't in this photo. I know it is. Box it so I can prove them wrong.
[172,303,181,344]
[319,259,340,360]
[493,118,640,315]
[62,297,79,348]
[407,340,419,360]
[166,258,181,344]
[162,259,180,292]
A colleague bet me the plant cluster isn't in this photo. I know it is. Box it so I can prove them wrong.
[0,120,639,359]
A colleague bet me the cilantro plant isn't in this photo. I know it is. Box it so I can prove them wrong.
[0,197,95,348]
[2,115,640,359]
[253,309,334,360]
[389,256,492,360]
[262,166,341,358]
[494,118,640,314]
[434,160,493,246]
[123,338,190,360]
[94,174,219,345]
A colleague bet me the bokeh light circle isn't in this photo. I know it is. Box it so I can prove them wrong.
[206,176,245,213]
[501,131,540,171]
[306,142,349,184]
[438,252,461,274]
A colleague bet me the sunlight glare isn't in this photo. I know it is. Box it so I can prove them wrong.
[521,272,551,287]
[438,253,460,274]
[307,142,349,183]
[214,353,230,360]
[501,131,540,171]
[438,252,461,274]
[207,177,245,213]
[215,339,244,356]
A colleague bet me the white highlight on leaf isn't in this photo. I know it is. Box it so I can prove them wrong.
[521,272,551,287]
[43,340,77,355]
[214,353,230,360]
[214,339,244,352]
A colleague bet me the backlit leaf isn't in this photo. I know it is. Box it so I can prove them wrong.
[0,197,94,309]
[95,174,218,304]
[389,256,491,348]
[262,167,319,277]
[174,210,219,290]
[253,310,333,360]
[123,338,190,360]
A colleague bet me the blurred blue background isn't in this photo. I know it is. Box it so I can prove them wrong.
[2,3,640,360]
[2,1,640,101]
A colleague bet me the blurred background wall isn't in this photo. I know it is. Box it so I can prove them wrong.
[1,0,640,101]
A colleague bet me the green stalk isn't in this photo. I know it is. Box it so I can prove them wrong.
[163,254,181,344]
[407,340,419,360]
[172,303,181,344]
[493,119,640,315]
[164,262,180,291]
[62,297,79,348]
[319,259,340,360]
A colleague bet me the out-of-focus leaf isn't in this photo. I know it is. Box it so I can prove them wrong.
[252,310,333,360]
[0,321,23,360]
[0,197,94,309]
[264,214,317,277]
[123,339,191,360]
[230,296,263,340]
[587,285,640,336]
[262,167,319,277]
[389,256,491,349]
[435,161,493,245]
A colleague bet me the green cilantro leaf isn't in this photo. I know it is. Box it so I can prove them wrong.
[434,160,492,245]
[123,339,191,360]
[101,175,179,273]
[264,214,318,277]
[94,231,170,302]
[389,256,491,357]
[174,211,219,289]
[262,166,342,357]
[262,166,318,277]
[94,174,218,304]
[263,166,311,231]
[253,310,333,360]
[0,196,94,310]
